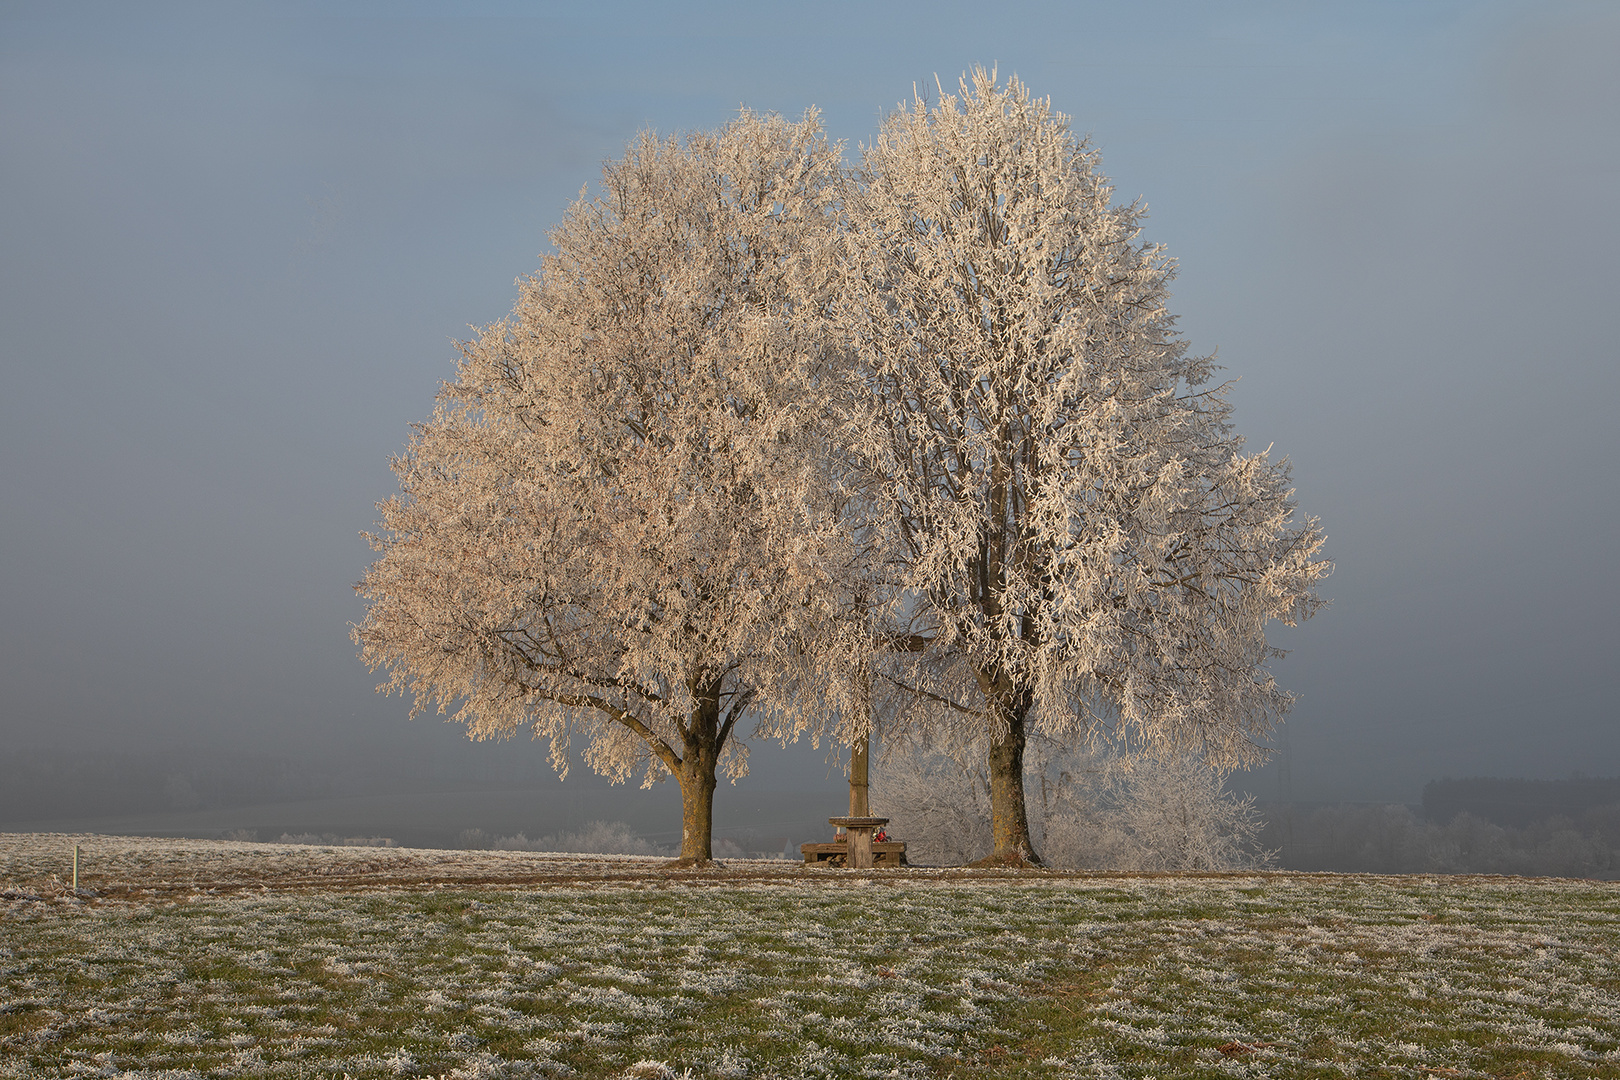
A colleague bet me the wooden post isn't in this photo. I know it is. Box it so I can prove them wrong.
[828,816,887,870]
[848,823,874,868]
[836,727,885,869]
[849,731,870,817]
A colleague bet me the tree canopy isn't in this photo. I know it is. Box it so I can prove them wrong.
[355,74,1328,866]
[354,111,856,863]
[833,70,1328,862]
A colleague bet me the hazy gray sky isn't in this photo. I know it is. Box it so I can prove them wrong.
[3,0,1616,812]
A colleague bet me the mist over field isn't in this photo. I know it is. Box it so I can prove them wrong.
[2,2,1616,855]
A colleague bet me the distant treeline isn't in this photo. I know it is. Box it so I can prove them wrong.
[1260,778,1620,879]
[1421,775,1620,829]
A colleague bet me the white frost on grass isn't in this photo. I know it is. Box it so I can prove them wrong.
[0,832,685,896]
[2,835,1617,1078]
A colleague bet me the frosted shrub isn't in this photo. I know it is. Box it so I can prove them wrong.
[711,837,748,861]
[1078,753,1272,871]
[491,821,667,857]
[867,745,994,866]
[276,833,397,848]
[874,737,1272,870]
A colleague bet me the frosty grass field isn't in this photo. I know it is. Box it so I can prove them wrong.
[2,835,1617,1079]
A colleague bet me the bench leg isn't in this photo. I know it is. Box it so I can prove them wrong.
[847,828,874,869]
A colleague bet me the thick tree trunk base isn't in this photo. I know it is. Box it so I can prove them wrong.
[675,750,719,864]
[986,707,1043,866]
[968,849,1044,870]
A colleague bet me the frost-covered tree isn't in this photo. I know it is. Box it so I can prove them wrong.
[836,71,1328,864]
[354,111,856,864]
[872,736,1272,871]
[1071,751,1272,872]
[868,739,996,866]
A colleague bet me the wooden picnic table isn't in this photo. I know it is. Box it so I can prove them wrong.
[801,816,906,868]
[799,840,908,867]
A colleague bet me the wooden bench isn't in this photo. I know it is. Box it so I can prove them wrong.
[800,841,907,867]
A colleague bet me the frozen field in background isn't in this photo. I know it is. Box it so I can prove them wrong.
[0,833,712,894]
[3,833,1618,1079]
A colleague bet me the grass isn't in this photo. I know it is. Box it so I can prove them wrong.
[2,835,1618,1078]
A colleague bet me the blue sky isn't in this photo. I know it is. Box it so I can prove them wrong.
[2,1,1616,818]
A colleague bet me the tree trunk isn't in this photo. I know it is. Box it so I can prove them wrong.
[671,675,723,865]
[985,703,1041,865]
[675,757,717,863]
